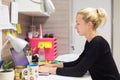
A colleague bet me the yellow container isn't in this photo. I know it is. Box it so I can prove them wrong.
[15,66,26,80]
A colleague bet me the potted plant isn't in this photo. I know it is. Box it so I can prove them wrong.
[0,61,14,80]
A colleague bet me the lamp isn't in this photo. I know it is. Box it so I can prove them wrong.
[0,34,28,67]
[7,34,28,52]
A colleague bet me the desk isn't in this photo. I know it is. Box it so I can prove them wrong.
[38,53,92,80]
[38,74,92,80]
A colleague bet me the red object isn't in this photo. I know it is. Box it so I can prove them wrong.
[30,76,34,80]
[39,24,43,38]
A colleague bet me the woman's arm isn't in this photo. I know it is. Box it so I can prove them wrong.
[38,63,63,74]
[45,63,64,68]
[56,40,103,77]
[39,65,57,74]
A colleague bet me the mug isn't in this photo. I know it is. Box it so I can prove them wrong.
[22,64,39,80]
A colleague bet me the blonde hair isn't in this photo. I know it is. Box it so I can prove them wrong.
[77,8,107,29]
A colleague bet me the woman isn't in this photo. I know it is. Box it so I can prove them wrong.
[39,8,120,80]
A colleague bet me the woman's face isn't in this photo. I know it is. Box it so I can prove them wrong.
[75,14,89,36]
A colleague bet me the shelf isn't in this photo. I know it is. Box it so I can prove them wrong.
[19,11,50,17]
[16,0,49,16]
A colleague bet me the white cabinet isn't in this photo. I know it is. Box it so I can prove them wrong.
[15,0,49,16]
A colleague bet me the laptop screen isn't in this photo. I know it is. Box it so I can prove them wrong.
[10,48,29,66]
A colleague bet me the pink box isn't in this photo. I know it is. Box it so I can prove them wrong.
[29,38,57,60]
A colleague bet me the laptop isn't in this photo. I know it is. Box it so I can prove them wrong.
[10,48,29,66]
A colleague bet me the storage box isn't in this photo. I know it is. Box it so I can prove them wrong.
[29,38,57,60]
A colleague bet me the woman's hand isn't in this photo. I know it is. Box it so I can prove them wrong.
[39,65,57,74]
[39,65,50,73]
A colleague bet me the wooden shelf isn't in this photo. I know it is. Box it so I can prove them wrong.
[19,11,50,16]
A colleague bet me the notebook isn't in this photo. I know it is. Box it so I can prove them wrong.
[10,48,29,66]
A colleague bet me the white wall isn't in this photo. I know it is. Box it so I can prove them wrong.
[113,0,120,72]
[72,0,112,54]
[0,0,2,58]
[0,31,2,59]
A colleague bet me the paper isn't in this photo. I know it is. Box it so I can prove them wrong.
[0,4,16,30]
[11,2,18,24]
[16,24,22,34]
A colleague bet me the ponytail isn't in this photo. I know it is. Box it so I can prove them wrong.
[96,8,107,27]
[77,8,107,29]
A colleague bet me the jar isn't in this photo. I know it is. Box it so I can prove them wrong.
[28,25,37,38]
[15,66,26,80]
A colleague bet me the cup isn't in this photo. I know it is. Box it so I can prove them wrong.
[22,68,28,80]
[28,32,33,38]
[22,64,39,80]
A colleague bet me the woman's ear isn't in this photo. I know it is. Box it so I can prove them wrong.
[87,21,93,28]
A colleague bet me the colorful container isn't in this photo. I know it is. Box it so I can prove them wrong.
[29,37,57,61]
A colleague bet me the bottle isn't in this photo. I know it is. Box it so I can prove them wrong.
[38,48,45,61]
[29,25,37,38]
